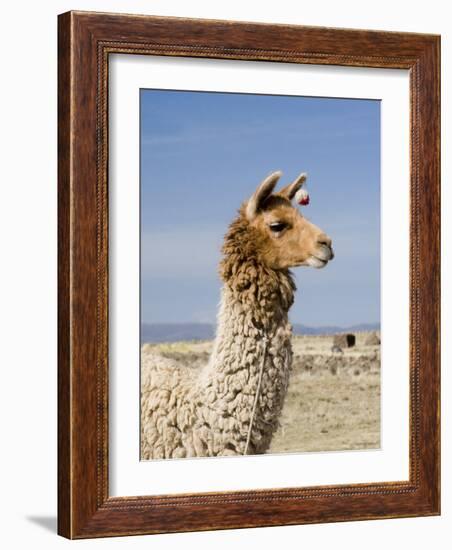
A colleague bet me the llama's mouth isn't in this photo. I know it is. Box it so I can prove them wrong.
[294,256,328,269]
[306,256,328,269]
[306,247,334,269]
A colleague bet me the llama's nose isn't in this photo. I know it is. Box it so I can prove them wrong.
[317,233,332,249]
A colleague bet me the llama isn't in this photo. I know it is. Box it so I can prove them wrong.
[141,171,334,459]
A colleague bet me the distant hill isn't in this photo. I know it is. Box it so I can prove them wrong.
[141,322,380,343]
[141,323,214,343]
[292,322,380,335]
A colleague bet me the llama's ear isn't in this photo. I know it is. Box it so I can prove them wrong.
[246,171,282,219]
[279,172,307,200]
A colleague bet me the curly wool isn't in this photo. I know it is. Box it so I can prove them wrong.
[141,209,297,459]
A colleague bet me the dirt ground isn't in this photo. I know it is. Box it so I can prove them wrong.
[141,332,380,454]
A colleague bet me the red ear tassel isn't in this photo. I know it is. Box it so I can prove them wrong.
[295,188,310,206]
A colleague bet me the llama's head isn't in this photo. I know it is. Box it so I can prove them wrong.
[244,171,334,270]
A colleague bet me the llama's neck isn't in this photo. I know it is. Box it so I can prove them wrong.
[197,227,296,454]
[211,265,295,366]
[209,211,296,378]
[217,210,296,334]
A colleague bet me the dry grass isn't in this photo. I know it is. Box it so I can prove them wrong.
[141,332,380,454]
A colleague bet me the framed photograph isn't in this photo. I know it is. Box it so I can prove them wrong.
[58,11,440,538]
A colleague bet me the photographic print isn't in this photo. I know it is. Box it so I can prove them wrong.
[140,90,381,460]
[58,13,440,537]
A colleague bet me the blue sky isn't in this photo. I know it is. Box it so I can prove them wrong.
[140,89,380,327]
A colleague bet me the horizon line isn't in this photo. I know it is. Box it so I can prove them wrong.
[141,321,380,328]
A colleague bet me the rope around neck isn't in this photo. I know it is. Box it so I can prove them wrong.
[243,335,269,456]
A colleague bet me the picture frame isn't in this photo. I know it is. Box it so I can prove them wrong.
[58,10,440,539]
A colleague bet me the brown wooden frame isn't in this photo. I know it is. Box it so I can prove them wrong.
[58,10,440,539]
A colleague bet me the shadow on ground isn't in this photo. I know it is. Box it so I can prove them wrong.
[26,516,57,533]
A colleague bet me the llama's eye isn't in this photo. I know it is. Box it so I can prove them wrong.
[269,222,287,233]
